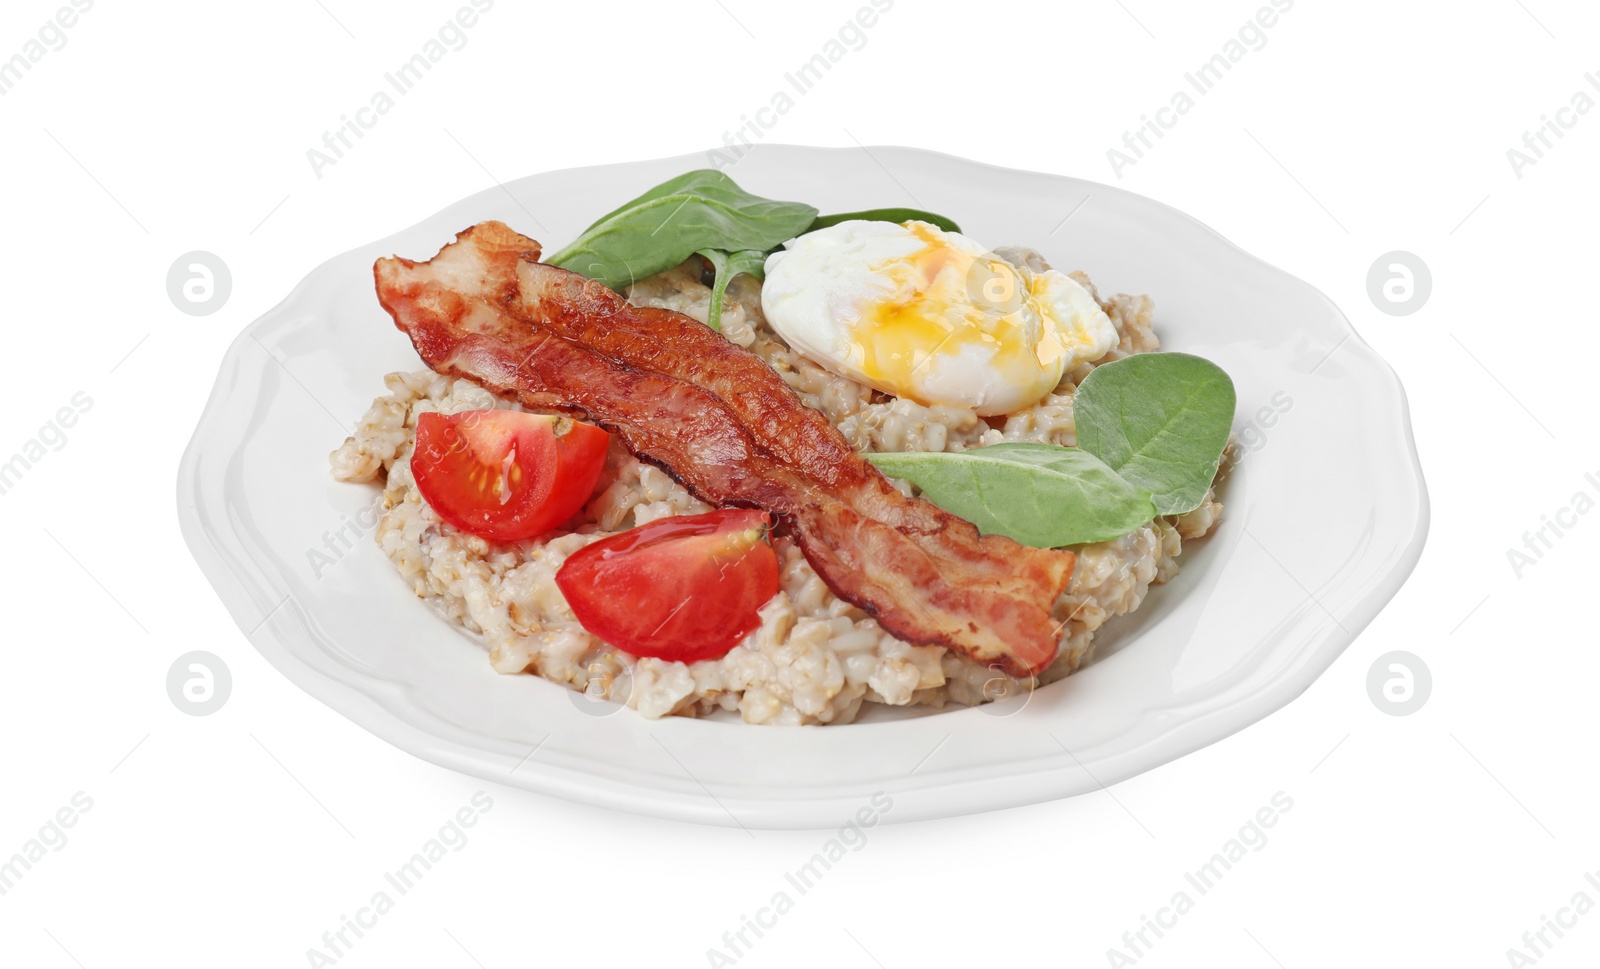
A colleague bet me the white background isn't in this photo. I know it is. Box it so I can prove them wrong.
[2,0,1595,966]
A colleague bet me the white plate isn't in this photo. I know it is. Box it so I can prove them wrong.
[177,145,1428,829]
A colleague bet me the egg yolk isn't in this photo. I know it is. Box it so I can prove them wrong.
[850,225,1062,400]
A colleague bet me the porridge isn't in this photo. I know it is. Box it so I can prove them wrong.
[332,248,1223,725]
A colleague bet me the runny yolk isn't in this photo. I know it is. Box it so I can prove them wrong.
[852,226,1052,402]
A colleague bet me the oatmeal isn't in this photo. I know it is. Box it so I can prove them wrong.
[332,251,1221,725]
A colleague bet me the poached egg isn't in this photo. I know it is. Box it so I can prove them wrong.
[760,220,1116,415]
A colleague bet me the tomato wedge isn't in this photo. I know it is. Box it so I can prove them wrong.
[555,509,781,663]
[411,410,608,542]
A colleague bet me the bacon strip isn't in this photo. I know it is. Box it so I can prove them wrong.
[373,222,1076,675]
[510,255,1071,598]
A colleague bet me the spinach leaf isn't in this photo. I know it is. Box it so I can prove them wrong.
[695,248,768,332]
[546,171,965,330]
[809,208,962,234]
[546,170,817,291]
[867,443,1157,548]
[1074,353,1236,515]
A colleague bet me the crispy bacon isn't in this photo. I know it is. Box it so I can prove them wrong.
[510,255,1069,594]
[374,222,1076,675]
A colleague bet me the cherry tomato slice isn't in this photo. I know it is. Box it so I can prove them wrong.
[555,509,781,663]
[411,410,608,543]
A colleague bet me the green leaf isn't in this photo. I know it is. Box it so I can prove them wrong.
[1074,353,1236,515]
[546,170,817,291]
[695,248,768,332]
[867,443,1157,548]
[809,208,962,234]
